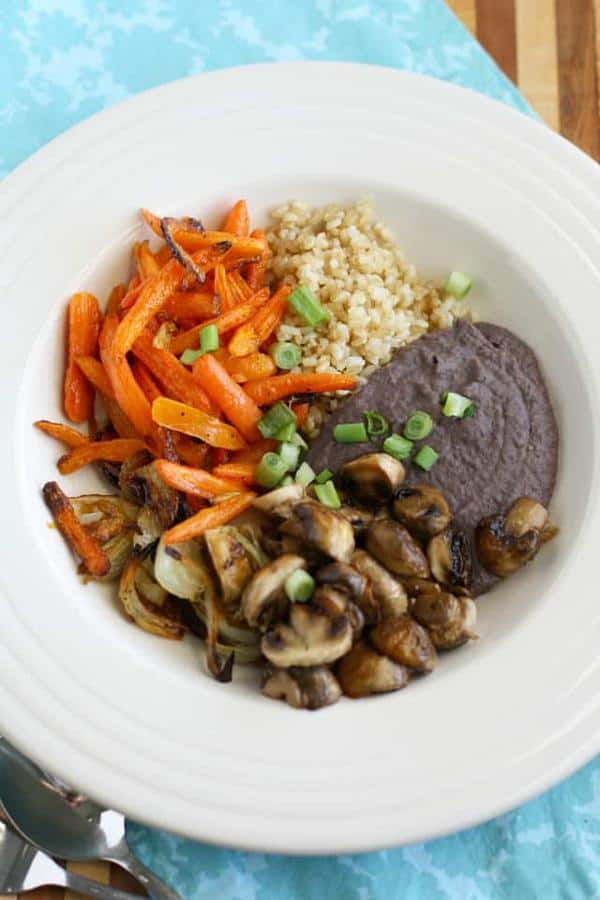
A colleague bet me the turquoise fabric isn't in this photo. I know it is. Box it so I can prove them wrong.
[1,1,597,897]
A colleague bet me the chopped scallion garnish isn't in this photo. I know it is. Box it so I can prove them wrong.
[269,341,302,370]
[445,271,472,299]
[333,422,368,443]
[404,411,433,441]
[314,480,342,509]
[291,431,308,450]
[278,441,301,472]
[315,468,334,484]
[414,445,439,471]
[285,569,315,603]
[273,421,296,442]
[258,402,296,439]
[279,475,295,487]
[200,323,219,354]
[295,461,316,487]
[255,452,289,488]
[383,433,413,461]
[287,285,331,327]
[441,391,475,418]
[179,348,204,365]
[364,410,390,437]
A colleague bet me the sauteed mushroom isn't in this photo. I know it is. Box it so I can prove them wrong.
[313,586,365,640]
[282,501,355,562]
[476,497,556,577]
[366,519,430,578]
[241,554,306,629]
[427,527,472,588]
[262,666,342,709]
[253,483,305,516]
[399,576,442,598]
[350,550,408,619]
[315,562,367,601]
[261,604,353,667]
[337,505,375,537]
[392,484,451,540]
[370,615,437,672]
[411,591,478,650]
[336,642,410,698]
[341,453,405,504]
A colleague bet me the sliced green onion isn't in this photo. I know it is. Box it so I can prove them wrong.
[403,411,433,441]
[291,431,308,450]
[285,569,315,603]
[364,410,390,437]
[288,285,331,327]
[445,271,472,299]
[383,433,413,461]
[295,461,316,487]
[414,445,439,471]
[179,348,204,365]
[200,323,219,354]
[315,468,334,484]
[258,402,296,439]
[441,391,475,418]
[255,452,289,488]
[269,341,301,370]
[273,421,296,442]
[314,480,342,509]
[333,422,368,444]
[279,475,295,487]
[278,442,301,472]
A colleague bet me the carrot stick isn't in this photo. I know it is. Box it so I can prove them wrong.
[175,436,210,469]
[212,462,256,485]
[99,314,154,438]
[222,199,250,236]
[64,293,102,423]
[134,240,161,280]
[244,372,357,405]
[291,402,310,428]
[154,460,243,498]
[141,209,263,254]
[223,352,276,383]
[228,285,290,358]
[35,420,90,449]
[229,438,277,464]
[57,438,145,475]
[119,281,144,312]
[162,291,219,323]
[43,481,110,576]
[132,331,214,413]
[163,491,256,545]
[245,229,271,291]
[75,356,115,399]
[151,397,246,450]
[191,354,262,442]
[113,258,183,356]
[169,287,270,355]
[214,264,234,312]
[106,284,127,316]
[131,359,162,403]
[229,270,252,302]
[101,396,140,440]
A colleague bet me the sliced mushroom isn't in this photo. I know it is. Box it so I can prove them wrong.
[427,527,472,588]
[411,591,478,650]
[241,554,306,630]
[337,505,374,537]
[253,483,304,516]
[392,484,451,540]
[313,586,365,641]
[336,642,410,698]
[262,666,342,709]
[261,604,353,667]
[341,453,405,504]
[261,531,324,567]
[350,550,408,620]
[204,526,258,615]
[283,500,355,562]
[315,562,366,600]
[370,615,437,672]
[476,497,555,578]
[366,519,430,578]
[398,576,442,598]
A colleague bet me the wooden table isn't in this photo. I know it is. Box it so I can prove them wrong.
[447,0,600,159]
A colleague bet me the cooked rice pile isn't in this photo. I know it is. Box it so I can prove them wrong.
[267,199,471,436]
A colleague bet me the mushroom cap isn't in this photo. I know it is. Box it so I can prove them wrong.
[370,615,437,672]
[366,518,430,578]
[241,554,306,629]
[287,500,355,562]
[351,550,408,619]
[336,642,410,698]
[261,604,353,667]
[504,497,548,537]
[341,453,405,504]
[315,561,367,600]
[262,666,342,709]
[412,593,478,650]
[392,484,452,540]
[253,483,305,516]
[427,527,472,588]
[475,514,541,577]
[337,505,375,536]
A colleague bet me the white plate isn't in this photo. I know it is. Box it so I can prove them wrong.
[1,63,599,855]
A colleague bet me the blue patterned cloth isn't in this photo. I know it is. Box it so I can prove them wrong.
[2,1,598,897]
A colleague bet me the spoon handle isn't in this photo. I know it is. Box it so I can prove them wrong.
[62,869,143,900]
[109,850,180,900]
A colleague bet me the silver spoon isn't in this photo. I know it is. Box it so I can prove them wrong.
[0,739,179,900]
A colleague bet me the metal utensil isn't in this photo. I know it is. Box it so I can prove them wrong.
[0,740,179,900]
[0,817,142,899]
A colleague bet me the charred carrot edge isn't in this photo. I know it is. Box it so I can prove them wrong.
[57,438,146,475]
[244,229,271,292]
[291,402,310,428]
[191,353,262,443]
[223,352,276,383]
[75,356,115,399]
[169,287,270,355]
[162,491,256,545]
[214,264,235,313]
[221,199,250,237]
[229,438,277,464]
[134,240,161,280]
[99,314,155,438]
[151,397,247,450]
[64,293,103,424]
[141,209,264,255]
[106,284,127,316]
[43,481,110,576]
[162,291,220,323]
[154,459,243,498]
[132,331,214,414]
[244,372,357,405]
[35,420,89,449]
[212,462,256,485]
[175,436,210,469]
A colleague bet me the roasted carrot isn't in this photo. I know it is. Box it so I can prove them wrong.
[162,491,256,545]
[214,264,234,313]
[191,354,262,442]
[113,259,183,356]
[132,331,214,413]
[64,293,102,423]
[229,438,277,465]
[57,438,145,475]
[75,356,115,399]
[151,397,246,450]
[229,270,252,302]
[228,285,290,358]
[245,229,271,291]
[222,199,250,236]
[131,359,162,403]
[134,240,161,280]
[142,209,263,254]
[154,460,243,498]
[99,314,154,438]
[162,291,219,323]
[223,352,276,383]
[184,492,207,514]
[291,402,310,428]
[101,396,140,440]
[244,372,357,405]
[35,420,89,449]
[169,287,270,355]
[173,436,209,468]
[212,462,256,485]
[106,284,127,316]
[119,281,144,312]
[43,481,110,576]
